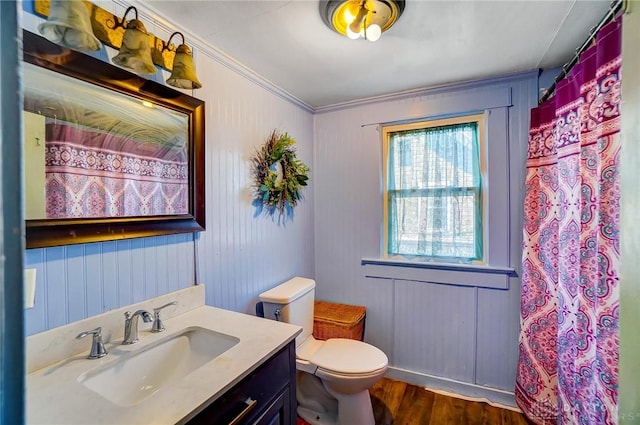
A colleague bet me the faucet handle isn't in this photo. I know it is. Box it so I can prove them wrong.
[151,301,177,333]
[76,327,108,359]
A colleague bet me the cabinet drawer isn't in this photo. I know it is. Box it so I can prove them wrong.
[186,342,295,425]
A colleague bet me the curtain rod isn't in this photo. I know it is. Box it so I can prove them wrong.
[539,0,626,104]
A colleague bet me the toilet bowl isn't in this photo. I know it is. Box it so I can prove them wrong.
[296,336,388,425]
[259,277,389,425]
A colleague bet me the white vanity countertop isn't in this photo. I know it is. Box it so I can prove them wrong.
[26,304,301,425]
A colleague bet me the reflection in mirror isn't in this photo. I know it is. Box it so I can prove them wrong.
[23,30,205,248]
[23,63,190,220]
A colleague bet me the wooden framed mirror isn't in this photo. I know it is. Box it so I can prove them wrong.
[22,30,205,248]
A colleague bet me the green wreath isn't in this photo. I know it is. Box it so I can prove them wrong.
[251,130,310,217]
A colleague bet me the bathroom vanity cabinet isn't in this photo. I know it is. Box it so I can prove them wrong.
[186,340,297,425]
[26,289,302,425]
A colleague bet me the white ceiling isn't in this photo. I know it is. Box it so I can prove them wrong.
[141,0,611,109]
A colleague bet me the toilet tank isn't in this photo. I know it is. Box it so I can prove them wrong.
[259,277,315,347]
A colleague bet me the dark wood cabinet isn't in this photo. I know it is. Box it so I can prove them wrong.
[253,388,290,425]
[185,341,296,425]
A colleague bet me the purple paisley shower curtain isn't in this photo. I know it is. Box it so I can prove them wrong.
[516,16,621,425]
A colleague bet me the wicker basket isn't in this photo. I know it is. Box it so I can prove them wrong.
[313,300,366,341]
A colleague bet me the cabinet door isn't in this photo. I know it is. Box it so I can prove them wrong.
[253,388,290,425]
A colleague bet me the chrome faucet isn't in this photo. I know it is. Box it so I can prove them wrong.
[151,301,177,333]
[122,310,153,345]
[76,327,108,359]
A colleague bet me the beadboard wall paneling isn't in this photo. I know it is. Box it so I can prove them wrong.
[474,281,522,389]
[193,52,314,314]
[24,234,195,335]
[313,72,538,400]
[394,279,477,383]
[358,277,395,361]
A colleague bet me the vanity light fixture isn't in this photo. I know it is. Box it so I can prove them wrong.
[111,6,156,74]
[38,0,101,51]
[320,0,404,42]
[34,0,199,75]
[163,32,202,89]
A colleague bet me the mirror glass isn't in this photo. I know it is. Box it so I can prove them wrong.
[23,63,190,220]
[23,30,205,248]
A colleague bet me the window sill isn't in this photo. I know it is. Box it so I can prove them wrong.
[361,257,516,290]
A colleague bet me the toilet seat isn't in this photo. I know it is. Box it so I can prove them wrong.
[297,337,388,376]
[313,338,388,375]
[315,365,387,382]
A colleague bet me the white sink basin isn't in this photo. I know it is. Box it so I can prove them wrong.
[78,327,239,406]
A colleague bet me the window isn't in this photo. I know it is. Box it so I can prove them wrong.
[382,114,485,261]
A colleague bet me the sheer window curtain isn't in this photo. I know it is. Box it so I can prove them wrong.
[387,122,482,260]
[516,17,621,425]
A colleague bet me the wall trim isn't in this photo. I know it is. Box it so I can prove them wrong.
[385,366,519,409]
[362,257,516,275]
[362,259,515,290]
[1,1,26,423]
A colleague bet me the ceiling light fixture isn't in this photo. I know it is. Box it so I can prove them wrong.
[320,0,405,42]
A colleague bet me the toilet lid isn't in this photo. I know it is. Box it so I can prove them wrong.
[310,338,388,374]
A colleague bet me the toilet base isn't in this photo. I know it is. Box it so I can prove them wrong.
[297,371,338,425]
[324,386,375,425]
[296,371,375,425]
[298,406,338,425]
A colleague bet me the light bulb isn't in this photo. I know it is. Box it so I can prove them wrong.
[346,3,368,39]
[365,24,381,42]
[346,26,361,39]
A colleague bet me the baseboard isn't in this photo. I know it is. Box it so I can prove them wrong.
[384,366,519,410]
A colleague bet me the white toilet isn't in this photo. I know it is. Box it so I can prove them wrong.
[259,277,388,425]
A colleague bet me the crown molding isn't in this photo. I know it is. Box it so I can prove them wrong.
[313,70,540,114]
[122,0,315,113]
[118,1,539,115]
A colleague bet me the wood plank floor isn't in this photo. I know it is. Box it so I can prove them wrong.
[369,378,533,425]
